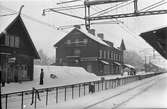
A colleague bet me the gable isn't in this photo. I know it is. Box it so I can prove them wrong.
[1,15,40,59]
[54,28,110,47]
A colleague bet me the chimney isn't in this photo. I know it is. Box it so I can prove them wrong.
[97,33,104,40]
[74,25,81,29]
[88,29,95,36]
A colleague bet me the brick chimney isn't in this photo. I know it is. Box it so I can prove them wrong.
[88,29,95,36]
[97,33,104,40]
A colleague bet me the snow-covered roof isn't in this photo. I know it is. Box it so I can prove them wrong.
[54,28,110,47]
[77,28,110,47]
[124,64,135,69]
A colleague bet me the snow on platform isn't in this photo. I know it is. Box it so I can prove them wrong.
[45,73,167,109]
[1,65,156,94]
[2,65,100,94]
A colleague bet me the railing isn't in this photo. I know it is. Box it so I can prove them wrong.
[1,72,163,109]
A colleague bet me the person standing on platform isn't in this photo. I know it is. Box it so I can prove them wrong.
[39,69,44,85]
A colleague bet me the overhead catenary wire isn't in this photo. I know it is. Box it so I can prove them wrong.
[96,1,134,16]
[90,2,125,16]
[139,0,165,11]
[141,1,167,11]
[0,13,17,17]
[0,4,70,33]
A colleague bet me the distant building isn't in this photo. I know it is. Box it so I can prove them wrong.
[0,14,40,82]
[54,27,124,75]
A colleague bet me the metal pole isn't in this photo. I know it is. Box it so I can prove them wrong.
[21,92,24,109]
[84,83,85,96]
[46,89,48,106]
[72,85,74,99]
[79,84,81,97]
[56,88,58,103]
[5,95,7,109]
[64,87,67,101]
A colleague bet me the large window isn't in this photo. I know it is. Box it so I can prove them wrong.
[1,34,20,48]
[15,36,20,48]
[10,35,15,47]
[5,35,10,46]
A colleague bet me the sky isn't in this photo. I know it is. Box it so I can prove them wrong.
[0,0,167,67]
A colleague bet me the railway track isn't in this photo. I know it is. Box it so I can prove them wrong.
[83,75,164,109]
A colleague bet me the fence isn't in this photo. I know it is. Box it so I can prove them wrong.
[1,72,163,109]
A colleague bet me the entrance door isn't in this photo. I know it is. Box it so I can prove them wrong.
[7,64,15,82]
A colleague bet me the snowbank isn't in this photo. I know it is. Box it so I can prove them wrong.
[34,65,99,84]
[2,65,100,94]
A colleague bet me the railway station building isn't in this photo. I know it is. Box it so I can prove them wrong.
[54,26,124,75]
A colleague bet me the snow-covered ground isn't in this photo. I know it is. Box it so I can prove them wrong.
[43,73,167,109]
[2,65,156,94]
[2,65,100,94]
[119,73,167,108]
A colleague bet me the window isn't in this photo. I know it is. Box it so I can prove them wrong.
[66,40,71,45]
[83,39,88,44]
[99,50,103,58]
[110,51,113,59]
[116,54,118,61]
[15,36,20,48]
[5,35,10,46]
[75,38,79,43]
[108,51,110,59]
[10,35,14,47]
[104,50,106,58]
[73,49,80,56]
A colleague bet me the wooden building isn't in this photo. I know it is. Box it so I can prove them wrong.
[54,27,124,75]
[0,14,40,82]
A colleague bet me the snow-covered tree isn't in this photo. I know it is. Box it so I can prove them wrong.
[124,50,144,71]
[34,49,54,65]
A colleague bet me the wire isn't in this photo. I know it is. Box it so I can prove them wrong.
[90,2,125,16]
[143,1,167,11]
[97,1,134,16]
[0,13,17,17]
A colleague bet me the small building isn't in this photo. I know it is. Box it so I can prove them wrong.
[54,27,124,75]
[0,14,40,82]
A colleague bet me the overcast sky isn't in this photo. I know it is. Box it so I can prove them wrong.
[0,0,167,64]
